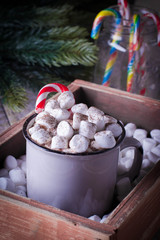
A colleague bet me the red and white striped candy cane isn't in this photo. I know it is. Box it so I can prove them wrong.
[118,0,130,21]
[35,83,69,113]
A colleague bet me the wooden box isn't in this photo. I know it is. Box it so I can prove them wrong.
[0,80,160,240]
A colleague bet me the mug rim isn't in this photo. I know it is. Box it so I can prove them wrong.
[23,113,126,156]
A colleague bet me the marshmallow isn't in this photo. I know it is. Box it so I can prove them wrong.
[28,123,41,136]
[46,108,70,122]
[4,155,18,170]
[124,123,136,137]
[79,120,97,139]
[69,134,89,153]
[9,168,26,185]
[16,185,27,192]
[88,215,101,222]
[150,129,160,143]
[57,121,74,139]
[133,129,147,143]
[141,158,154,172]
[51,135,68,149]
[87,106,104,117]
[121,147,135,159]
[0,168,9,177]
[106,123,122,138]
[151,144,160,157]
[100,214,109,223]
[116,177,132,197]
[19,155,26,161]
[20,161,26,174]
[0,177,16,192]
[72,113,88,130]
[16,159,23,167]
[57,91,75,109]
[142,138,157,153]
[45,99,59,111]
[94,130,116,149]
[88,113,105,131]
[90,140,102,151]
[146,151,159,164]
[117,156,134,175]
[31,128,51,145]
[16,189,27,197]
[103,115,117,124]
[35,111,57,131]
[71,103,88,115]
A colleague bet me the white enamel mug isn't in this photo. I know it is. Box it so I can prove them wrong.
[23,114,142,217]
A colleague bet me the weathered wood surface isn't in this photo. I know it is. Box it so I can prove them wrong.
[0,80,160,239]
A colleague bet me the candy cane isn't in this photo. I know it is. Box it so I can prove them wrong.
[91,8,122,86]
[127,14,140,92]
[118,0,130,21]
[142,11,160,46]
[35,83,69,113]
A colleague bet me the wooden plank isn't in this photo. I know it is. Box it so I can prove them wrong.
[0,191,115,240]
[104,161,160,240]
[0,101,10,135]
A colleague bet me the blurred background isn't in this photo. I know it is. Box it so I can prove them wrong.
[0,0,160,134]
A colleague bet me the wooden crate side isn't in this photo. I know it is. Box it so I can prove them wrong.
[0,191,115,240]
[104,161,160,240]
[72,80,160,131]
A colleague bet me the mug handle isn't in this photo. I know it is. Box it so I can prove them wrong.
[118,137,143,182]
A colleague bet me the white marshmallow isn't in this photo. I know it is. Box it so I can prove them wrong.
[47,108,70,122]
[141,158,154,172]
[100,214,109,223]
[4,155,17,170]
[57,121,74,139]
[94,130,116,149]
[117,156,134,175]
[19,155,26,161]
[31,128,51,145]
[51,135,68,149]
[103,115,117,124]
[72,113,88,130]
[71,103,88,115]
[146,151,158,164]
[150,129,160,143]
[90,140,102,151]
[9,168,26,186]
[45,99,59,111]
[57,91,75,109]
[88,113,105,131]
[142,138,157,155]
[79,120,97,139]
[69,134,89,153]
[121,147,135,159]
[16,185,27,192]
[0,177,16,192]
[133,129,147,143]
[106,123,122,138]
[35,111,57,131]
[16,159,23,167]
[20,161,26,174]
[87,106,104,117]
[16,189,27,197]
[88,215,101,222]
[116,177,132,197]
[0,168,8,177]
[124,123,136,137]
[28,124,41,136]
[151,144,160,157]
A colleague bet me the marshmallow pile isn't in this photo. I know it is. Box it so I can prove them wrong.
[0,124,160,223]
[28,91,123,153]
[0,155,27,197]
